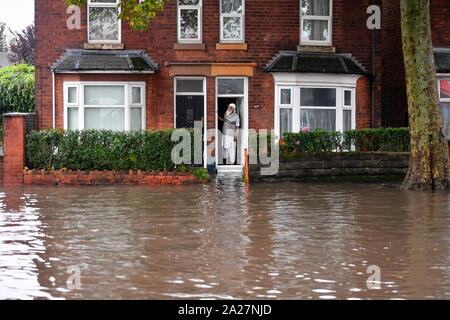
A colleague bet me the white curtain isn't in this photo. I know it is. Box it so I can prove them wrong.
[68,107,79,130]
[85,107,124,131]
[441,103,450,139]
[343,110,352,131]
[84,86,124,105]
[130,107,142,130]
[280,108,292,137]
[301,109,336,132]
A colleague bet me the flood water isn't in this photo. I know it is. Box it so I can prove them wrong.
[0,178,449,300]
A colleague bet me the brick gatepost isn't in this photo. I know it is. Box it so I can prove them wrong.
[3,113,29,186]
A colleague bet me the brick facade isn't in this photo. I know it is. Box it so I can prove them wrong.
[35,0,382,135]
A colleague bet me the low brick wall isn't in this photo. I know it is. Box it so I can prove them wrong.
[24,169,205,186]
[249,152,410,182]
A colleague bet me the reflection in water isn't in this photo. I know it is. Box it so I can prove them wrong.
[0,180,449,300]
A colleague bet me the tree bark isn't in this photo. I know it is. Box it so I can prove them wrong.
[400,0,449,191]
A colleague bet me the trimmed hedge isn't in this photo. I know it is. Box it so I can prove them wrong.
[279,127,410,155]
[26,129,197,171]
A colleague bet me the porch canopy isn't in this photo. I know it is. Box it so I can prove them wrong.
[265,51,367,75]
[51,49,159,73]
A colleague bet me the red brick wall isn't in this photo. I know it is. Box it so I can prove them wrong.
[36,0,381,133]
[381,0,450,127]
[3,115,26,186]
[23,169,205,186]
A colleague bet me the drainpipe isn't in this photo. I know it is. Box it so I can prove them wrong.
[371,1,376,128]
[52,71,55,129]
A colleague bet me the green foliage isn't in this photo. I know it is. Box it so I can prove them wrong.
[342,127,410,152]
[248,132,274,157]
[189,168,211,182]
[281,129,343,154]
[0,64,35,114]
[26,129,198,172]
[65,0,170,31]
[278,128,410,155]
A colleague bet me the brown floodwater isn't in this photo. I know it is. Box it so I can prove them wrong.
[0,178,449,300]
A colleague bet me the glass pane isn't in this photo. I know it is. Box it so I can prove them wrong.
[222,17,241,40]
[68,87,77,104]
[85,107,124,130]
[300,109,336,132]
[440,80,450,99]
[179,0,200,5]
[280,89,291,105]
[68,107,79,130]
[88,7,119,41]
[176,80,203,93]
[344,90,352,106]
[221,0,243,13]
[302,19,329,42]
[280,108,292,138]
[301,0,330,16]
[441,103,450,139]
[180,9,199,39]
[300,88,336,106]
[84,86,125,105]
[132,87,141,104]
[218,79,244,95]
[131,107,142,130]
[343,110,352,131]
[91,0,116,3]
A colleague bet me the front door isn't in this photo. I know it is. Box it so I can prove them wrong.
[175,95,204,166]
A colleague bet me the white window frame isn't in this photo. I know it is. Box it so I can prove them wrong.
[87,0,121,44]
[300,0,333,46]
[63,82,146,131]
[177,0,202,43]
[220,0,245,43]
[273,74,359,140]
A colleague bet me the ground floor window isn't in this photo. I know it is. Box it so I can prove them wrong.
[438,78,450,140]
[275,83,356,138]
[63,82,146,131]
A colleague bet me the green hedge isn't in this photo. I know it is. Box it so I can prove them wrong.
[26,129,197,171]
[279,127,410,154]
[0,64,35,114]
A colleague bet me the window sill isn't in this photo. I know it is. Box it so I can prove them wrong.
[174,43,206,50]
[84,43,124,50]
[216,43,248,51]
[297,45,336,53]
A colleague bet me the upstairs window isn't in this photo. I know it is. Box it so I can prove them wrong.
[300,0,332,46]
[88,0,121,44]
[220,0,245,43]
[438,79,450,140]
[178,0,202,43]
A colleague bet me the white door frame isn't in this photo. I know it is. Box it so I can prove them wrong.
[215,77,249,167]
[174,76,207,168]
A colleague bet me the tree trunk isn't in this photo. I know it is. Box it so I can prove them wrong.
[400,0,449,191]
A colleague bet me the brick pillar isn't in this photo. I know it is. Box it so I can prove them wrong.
[3,113,27,186]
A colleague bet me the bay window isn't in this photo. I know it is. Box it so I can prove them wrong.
[300,0,332,46]
[63,82,146,131]
[220,0,245,43]
[178,0,202,42]
[275,83,356,138]
[88,0,121,43]
[438,79,450,140]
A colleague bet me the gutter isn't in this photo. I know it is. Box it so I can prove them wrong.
[52,70,55,129]
[371,0,376,128]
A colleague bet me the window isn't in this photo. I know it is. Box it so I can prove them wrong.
[300,0,332,46]
[438,79,450,140]
[220,0,244,43]
[276,84,355,138]
[63,82,145,131]
[217,78,244,95]
[178,0,202,43]
[88,0,121,43]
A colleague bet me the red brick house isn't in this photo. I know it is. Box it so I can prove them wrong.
[35,0,383,171]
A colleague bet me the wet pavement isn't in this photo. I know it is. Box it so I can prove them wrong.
[0,178,449,299]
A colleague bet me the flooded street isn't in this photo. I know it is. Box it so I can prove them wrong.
[0,179,449,300]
